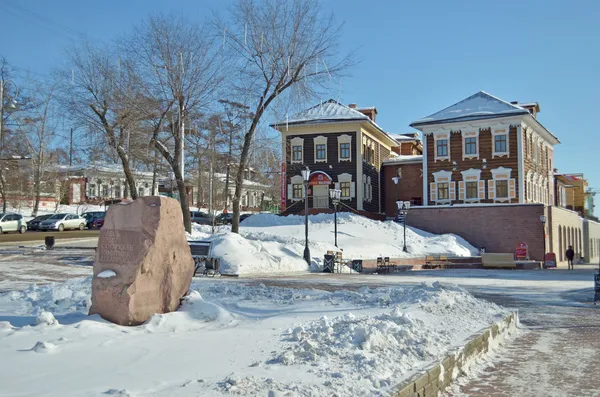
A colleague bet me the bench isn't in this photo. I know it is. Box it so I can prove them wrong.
[424,255,448,269]
[376,256,397,274]
[481,253,516,269]
[188,240,221,277]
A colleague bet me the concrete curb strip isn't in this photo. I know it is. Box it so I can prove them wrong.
[391,312,518,397]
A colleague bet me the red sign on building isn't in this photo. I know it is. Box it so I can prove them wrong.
[280,162,286,212]
[309,172,333,186]
[515,242,529,260]
[544,253,557,268]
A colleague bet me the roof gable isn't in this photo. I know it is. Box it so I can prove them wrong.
[277,99,368,125]
[410,91,529,127]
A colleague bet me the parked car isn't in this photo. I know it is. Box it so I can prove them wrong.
[0,213,27,234]
[38,213,86,231]
[26,214,53,231]
[89,216,105,229]
[190,211,212,225]
[239,213,253,223]
[215,213,233,225]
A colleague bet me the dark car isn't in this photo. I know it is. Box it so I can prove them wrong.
[239,213,253,223]
[89,217,105,229]
[215,213,233,225]
[83,211,106,229]
[26,214,53,231]
[191,211,212,225]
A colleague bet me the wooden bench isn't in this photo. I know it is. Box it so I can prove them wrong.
[424,255,448,269]
[376,256,397,274]
[188,241,221,277]
[481,253,516,269]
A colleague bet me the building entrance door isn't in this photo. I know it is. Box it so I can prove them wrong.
[312,185,329,209]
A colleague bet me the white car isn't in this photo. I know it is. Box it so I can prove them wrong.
[38,213,86,232]
[0,213,27,234]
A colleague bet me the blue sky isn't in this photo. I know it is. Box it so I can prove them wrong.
[1,0,598,207]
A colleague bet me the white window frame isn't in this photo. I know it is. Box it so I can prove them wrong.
[526,171,533,202]
[432,170,453,205]
[461,130,479,160]
[337,173,354,201]
[290,175,304,201]
[337,134,352,162]
[290,137,304,164]
[492,127,510,158]
[490,167,512,203]
[314,136,327,163]
[460,168,482,202]
[433,132,450,162]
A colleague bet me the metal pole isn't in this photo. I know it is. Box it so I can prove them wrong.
[542,222,546,265]
[403,207,408,252]
[334,201,338,247]
[303,180,310,264]
[0,81,4,152]
[180,105,185,182]
[69,128,73,166]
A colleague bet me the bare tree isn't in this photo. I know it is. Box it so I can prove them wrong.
[123,13,224,233]
[215,0,355,233]
[61,41,146,202]
[19,82,59,216]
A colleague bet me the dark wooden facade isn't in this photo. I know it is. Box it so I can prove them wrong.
[425,125,520,205]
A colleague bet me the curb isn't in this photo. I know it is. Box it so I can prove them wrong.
[391,312,518,397]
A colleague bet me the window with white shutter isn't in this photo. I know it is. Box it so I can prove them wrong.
[478,180,486,200]
[458,181,465,201]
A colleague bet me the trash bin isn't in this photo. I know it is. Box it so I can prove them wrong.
[351,259,363,273]
[45,236,55,250]
[323,254,334,273]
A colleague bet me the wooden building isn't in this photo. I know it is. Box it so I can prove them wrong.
[409,91,560,206]
[272,100,400,218]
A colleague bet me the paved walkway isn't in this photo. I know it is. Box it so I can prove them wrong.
[445,295,600,397]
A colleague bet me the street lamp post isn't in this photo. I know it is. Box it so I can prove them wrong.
[301,167,311,265]
[400,201,410,252]
[540,214,547,265]
[392,175,400,220]
[329,188,341,247]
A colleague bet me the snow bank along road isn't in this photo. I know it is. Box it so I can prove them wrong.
[245,269,600,397]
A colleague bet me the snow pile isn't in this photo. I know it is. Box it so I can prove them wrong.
[97,270,116,278]
[0,277,508,396]
[190,212,478,275]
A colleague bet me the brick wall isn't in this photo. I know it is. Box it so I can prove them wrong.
[407,204,546,260]
[383,163,423,217]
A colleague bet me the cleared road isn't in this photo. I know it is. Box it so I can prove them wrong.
[0,230,99,243]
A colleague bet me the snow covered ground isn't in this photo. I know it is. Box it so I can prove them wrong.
[0,278,507,397]
[190,213,478,275]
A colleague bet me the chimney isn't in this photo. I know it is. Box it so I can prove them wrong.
[348,103,357,109]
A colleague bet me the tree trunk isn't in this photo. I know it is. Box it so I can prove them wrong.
[151,148,158,196]
[224,129,233,210]
[122,161,138,201]
[0,168,6,213]
[32,163,42,217]
[173,162,192,233]
[231,129,255,233]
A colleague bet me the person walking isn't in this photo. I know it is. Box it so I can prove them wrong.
[566,245,575,270]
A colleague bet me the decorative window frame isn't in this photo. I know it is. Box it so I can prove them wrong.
[336,173,355,201]
[290,137,304,164]
[431,170,454,205]
[526,171,533,202]
[491,127,510,158]
[314,136,327,163]
[289,175,305,201]
[461,130,479,160]
[433,132,451,162]
[459,168,482,202]
[337,134,352,162]
[490,166,513,203]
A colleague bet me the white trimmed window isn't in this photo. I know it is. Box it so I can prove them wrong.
[461,130,479,160]
[492,127,509,158]
[430,170,455,204]
[314,136,327,163]
[433,132,451,162]
[526,171,533,202]
[362,174,372,202]
[290,137,304,164]
[488,167,516,203]
[335,173,355,201]
[338,134,352,162]
[459,168,483,202]
[288,175,305,201]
